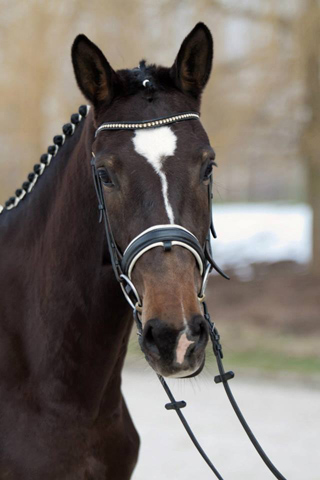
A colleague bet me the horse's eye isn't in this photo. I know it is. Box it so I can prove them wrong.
[204,162,213,178]
[98,168,114,187]
[202,161,215,184]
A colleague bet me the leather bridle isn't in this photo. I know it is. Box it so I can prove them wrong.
[91,112,287,480]
[91,111,229,320]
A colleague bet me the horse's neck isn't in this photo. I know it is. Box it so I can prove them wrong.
[0,114,131,412]
[4,116,102,287]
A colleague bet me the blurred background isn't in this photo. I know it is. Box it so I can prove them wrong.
[0,1,319,478]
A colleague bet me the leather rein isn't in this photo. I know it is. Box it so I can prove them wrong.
[91,112,287,480]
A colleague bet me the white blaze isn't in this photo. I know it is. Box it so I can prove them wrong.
[132,126,177,224]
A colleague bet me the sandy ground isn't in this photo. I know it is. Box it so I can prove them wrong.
[122,365,320,480]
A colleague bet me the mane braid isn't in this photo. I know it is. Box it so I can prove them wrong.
[0,105,90,214]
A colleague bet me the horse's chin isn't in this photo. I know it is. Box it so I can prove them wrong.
[147,356,205,379]
[168,358,205,379]
[179,360,205,378]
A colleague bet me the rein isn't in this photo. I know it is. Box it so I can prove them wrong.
[92,113,287,480]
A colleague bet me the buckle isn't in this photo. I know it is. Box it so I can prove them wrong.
[120,274,142,311]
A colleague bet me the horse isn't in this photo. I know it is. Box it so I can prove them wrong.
[0,23,216,479]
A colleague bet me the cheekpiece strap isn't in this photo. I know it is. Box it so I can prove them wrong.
[95,112,200,136]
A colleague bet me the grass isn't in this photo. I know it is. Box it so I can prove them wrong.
[207,348,320,375]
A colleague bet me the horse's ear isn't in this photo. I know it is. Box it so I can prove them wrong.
[171,23,213,98]
[72,35,118,108]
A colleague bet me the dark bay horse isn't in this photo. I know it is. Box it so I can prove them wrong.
[0,23,215,479]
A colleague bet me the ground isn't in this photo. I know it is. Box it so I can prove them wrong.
[123,366,320,480]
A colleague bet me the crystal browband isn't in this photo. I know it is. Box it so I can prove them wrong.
[95,112,200,136]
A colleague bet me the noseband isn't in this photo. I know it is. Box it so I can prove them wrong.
[122,224,205,278]
[90,112,287,480]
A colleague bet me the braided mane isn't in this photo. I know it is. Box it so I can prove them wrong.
[0,105,90,214]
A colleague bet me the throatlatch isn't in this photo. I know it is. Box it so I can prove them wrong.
[92,112,287,480]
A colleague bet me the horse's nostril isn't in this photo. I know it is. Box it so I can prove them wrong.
[193,322,201,336]
[189,316,208,350]
[191,316,207,337]
[188,344,196,357]
[144,324,153,344]
[143,323,160,357]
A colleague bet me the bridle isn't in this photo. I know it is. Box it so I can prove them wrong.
[91,111,228,317]
[91,112,287,480]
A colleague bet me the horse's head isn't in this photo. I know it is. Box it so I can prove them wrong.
[72,23,216,378]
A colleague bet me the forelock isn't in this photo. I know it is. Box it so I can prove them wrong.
[116,62,175,97]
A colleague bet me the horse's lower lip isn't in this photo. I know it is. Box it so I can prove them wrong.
[153,357,206,378]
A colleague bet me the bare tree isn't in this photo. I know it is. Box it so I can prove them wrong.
[0,0,318,274]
